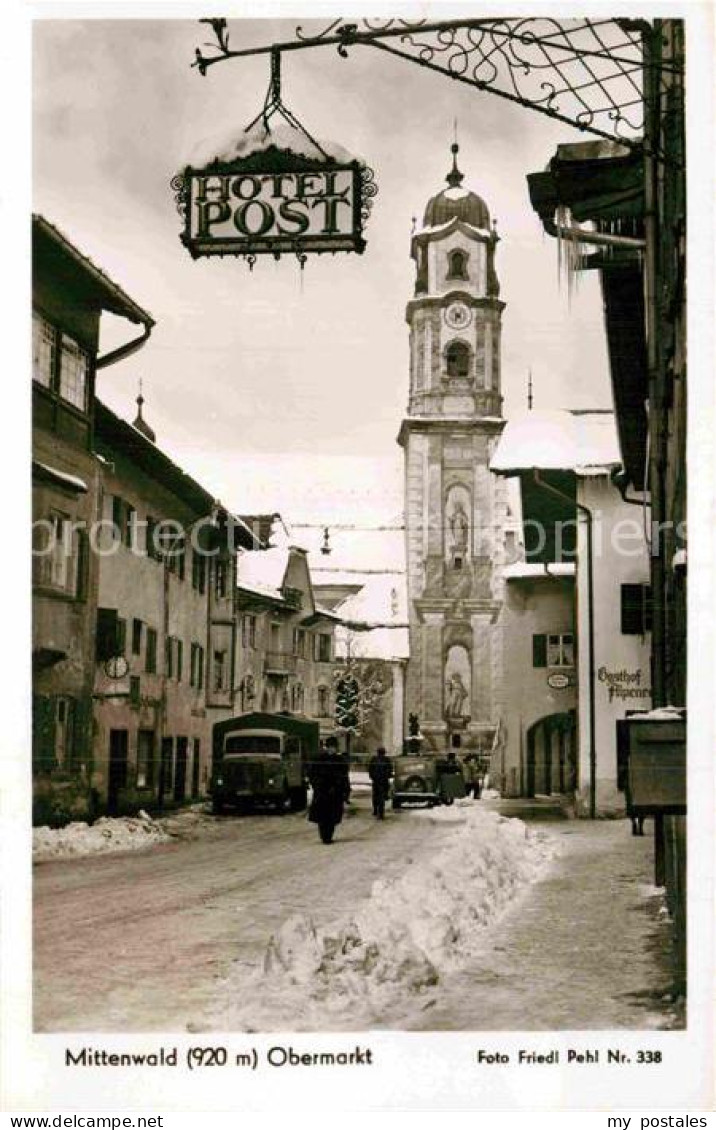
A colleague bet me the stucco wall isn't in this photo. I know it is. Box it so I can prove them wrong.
[576,475,652,815]
[497,576,577,797]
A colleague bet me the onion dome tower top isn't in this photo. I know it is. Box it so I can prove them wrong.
[422,143,491,231]
[132,381,156,443]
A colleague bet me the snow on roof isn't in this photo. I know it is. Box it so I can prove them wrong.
[490,410,622,475]
[628,707,685,721]
[32,460,88,494]
[672,549,687,569]
[502,562,576,580]
[334,574,410,661]
[414,218,492,240]
[185,121,360,169]
[236,546,290,598]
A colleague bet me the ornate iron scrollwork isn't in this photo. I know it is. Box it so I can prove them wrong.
[360,166,379,227]
[191,16,673,150]
[169,172,188,220]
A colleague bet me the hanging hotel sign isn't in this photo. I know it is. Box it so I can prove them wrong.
[172,150,377,267]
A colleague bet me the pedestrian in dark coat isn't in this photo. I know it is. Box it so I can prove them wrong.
[307,738,350,829]
[367,747,393,819]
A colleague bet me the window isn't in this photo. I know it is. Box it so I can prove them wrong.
[132,618,143,656]
[533,633,574,668]
[240,674,255,711]
[59,334,89,411]
[191,738,201,798]
[547,634,574,667]
[215,560,228,598]
[112,497,134,548]
[32,311,55,388]
[621,584,653,635]
[242,615,257,649]
[146,627,157,674]
[190,643,205,689]
[32,311,90,413]
[96,608,119,662]
[446,340,470,378]
[314,633,331,663]
[165,636,173,678]
[136,730,155,789]
[291,683,304,713]
[146,516,161,561]
[214,650,227,692]
[447,249,468,280]
[33,511,85,597]
[191,551,206,593]
[129,676,141,707]
[166,535,186,579]
[317,685,330,717]
[293,628,306,658]
[176,639,183,682]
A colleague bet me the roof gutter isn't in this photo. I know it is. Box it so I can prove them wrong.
[96,317,154,370]
[543,217,645,251]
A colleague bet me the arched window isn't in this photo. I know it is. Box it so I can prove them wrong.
[446,340,470,378]
[316,685,330,718]
[291,682,304,713]
[447,250,468,280]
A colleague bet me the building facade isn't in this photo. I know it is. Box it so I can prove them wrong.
[32,216,154,824]
[491,410,652,814]
[398,146,509,755]
[91,400,254,815]
[235,545,340,744]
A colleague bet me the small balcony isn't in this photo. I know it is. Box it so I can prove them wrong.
[264,650,297,676]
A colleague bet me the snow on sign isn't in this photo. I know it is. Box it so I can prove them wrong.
[172,135,378,267]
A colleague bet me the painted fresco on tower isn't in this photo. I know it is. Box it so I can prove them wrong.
[444,644,472,723]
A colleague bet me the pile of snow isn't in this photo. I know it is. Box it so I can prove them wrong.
[218,806,555,1030]
[33,812,171,861]
[185,121,360,170]
[32,805,218,861]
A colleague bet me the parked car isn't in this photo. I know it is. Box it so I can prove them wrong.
[392,753,441,808]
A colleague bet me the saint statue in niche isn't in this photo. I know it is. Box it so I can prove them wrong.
[445,671,469,718]
[445,643,471,720]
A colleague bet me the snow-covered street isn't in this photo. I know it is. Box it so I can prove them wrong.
[33,789,682,1033]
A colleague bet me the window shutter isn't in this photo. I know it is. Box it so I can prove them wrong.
[96,608,118,661]
[32,695,57,774]
[532,634,547,668]
[116,617,127,656]
[621,584,652,634]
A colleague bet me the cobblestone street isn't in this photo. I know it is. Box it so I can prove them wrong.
[406,807,685,1031]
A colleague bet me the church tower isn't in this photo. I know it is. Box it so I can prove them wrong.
[398,145,508,755]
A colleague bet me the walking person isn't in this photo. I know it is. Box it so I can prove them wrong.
[462,751,479,799]
[307,736,350,844]
[367,746,393,819]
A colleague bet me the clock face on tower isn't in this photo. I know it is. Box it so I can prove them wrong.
[444,301,472,330]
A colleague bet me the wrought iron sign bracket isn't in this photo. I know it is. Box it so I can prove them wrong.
[192,16,680,158]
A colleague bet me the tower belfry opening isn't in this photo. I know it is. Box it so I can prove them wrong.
[398,145,509,756]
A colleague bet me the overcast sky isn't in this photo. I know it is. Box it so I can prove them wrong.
[33,12,613,533]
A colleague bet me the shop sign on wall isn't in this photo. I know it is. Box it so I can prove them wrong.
[547,672,571,690]
[598,667,651,703]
